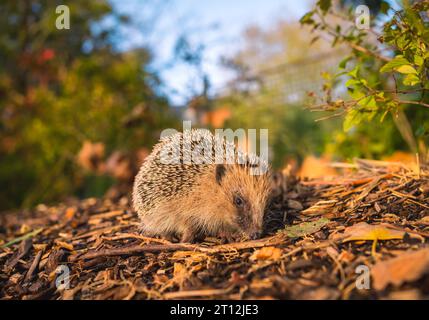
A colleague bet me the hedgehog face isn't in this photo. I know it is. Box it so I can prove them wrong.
[232,192,262,239]
[216,164,271,240]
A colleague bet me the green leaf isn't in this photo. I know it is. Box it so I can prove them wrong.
[281,218,330,238]
[343,107,368,131]
[380,55,410,73]
[347,66,359,78]
[348,87,365,100]
[300,11,315,25]
[414,55,424,66]
[375,92,385,101]
[343,103,377,132]
[380,1,390,15]
[317,0,332,14]
[403,73,420,86]
[339,56,352,69]
[310,36,320,45]
[345,78,359,87]
[343,109,359,131]
[359,95,377,109]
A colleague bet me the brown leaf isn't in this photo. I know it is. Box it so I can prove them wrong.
[250,247,282,261]
[371,248,429,291]
[288,199,303,210]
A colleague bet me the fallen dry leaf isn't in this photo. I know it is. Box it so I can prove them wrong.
[76,140,105,172]
[387,289,421,300]
[288,199,303,210]
[64,207,76,221]
[250,247,282,261]
[282,218,330,238]
[339,222,405,242]
[54,240,74,251]
[330,222,407,256]
[371,248,429,291]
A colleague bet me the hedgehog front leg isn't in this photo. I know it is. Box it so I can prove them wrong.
[180,228,205,243]
[218,231,236,244]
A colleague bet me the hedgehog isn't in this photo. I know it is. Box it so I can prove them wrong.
[132,129,272,243]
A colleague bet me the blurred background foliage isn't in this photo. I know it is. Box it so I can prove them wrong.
[0,1,179,210]
[0,0,427,211]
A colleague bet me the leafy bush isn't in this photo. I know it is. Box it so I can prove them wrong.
[0,1,178,210]
[301,0,429,161]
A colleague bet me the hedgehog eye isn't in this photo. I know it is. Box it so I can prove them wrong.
[233,195,244,208]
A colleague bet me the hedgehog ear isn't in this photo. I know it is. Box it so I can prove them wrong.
[215,164,226,185]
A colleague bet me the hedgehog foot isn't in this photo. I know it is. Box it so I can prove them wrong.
[162,233,179,243]
[180,228,205,243]
[218,231,236,244]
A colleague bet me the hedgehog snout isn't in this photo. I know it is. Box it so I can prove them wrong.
[242,219,263,240]
[249,230,262,240]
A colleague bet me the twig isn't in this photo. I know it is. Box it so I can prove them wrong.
[102,233,173,245]
[69,243,202,261]
[349,43,391,62]
[70,235,289,261]
[163,285,235,299]
[24,250,43,282]
[397,100,429,108]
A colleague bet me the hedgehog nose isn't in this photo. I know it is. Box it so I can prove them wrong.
[249,231,261,240]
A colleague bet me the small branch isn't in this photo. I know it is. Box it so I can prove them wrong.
[398,100,429,108]
[69,244,202,261]
[163,285,235,299]
[315,111,346,122]
[349,43,391,62]
[315,8,392,63]
[69,235,289,261]
[25,250,43,282]
[385,88,426,95]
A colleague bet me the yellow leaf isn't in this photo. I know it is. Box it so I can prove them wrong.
[19,224,32,235]
[342,222,405,242]
[395,65,417,74]
[339,222,406,257]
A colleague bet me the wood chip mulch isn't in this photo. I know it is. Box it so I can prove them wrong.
[1,159,429,300]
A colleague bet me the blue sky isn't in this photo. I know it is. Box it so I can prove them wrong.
[111,0,312,105]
